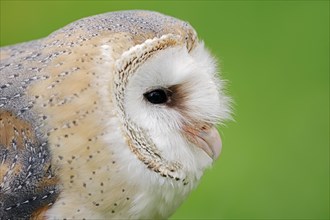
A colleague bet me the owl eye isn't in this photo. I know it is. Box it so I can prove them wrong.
[143,89,169,104]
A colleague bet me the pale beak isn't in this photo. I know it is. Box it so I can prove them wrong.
[195,126,222,160]
[184,126,222,160]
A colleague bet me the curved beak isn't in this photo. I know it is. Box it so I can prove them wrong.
[196,126,222,160]
[184,126,222,160]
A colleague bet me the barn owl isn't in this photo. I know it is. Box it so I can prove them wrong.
[0,10,231,219]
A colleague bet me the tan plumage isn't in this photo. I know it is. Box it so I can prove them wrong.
[0,10,231,219]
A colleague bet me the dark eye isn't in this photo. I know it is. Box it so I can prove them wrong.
[143,89,169,104]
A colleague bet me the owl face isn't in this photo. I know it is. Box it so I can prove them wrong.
[112,35,231,182]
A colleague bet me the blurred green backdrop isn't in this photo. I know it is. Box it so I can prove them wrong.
[1,1,329,219]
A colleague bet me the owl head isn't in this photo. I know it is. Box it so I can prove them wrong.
[28,10,231,189]
[110,33,231,185]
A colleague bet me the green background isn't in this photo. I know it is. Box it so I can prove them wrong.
[1,1,329,219]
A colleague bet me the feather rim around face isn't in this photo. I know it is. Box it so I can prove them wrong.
[112,34,188,182]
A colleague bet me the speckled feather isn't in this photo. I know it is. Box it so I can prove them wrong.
[0,10,229,219]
